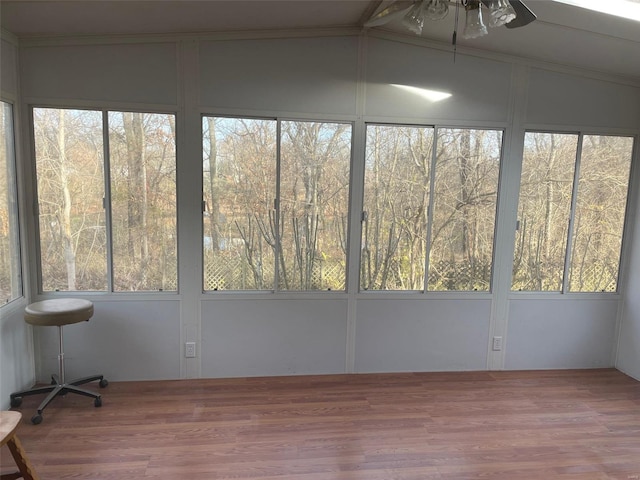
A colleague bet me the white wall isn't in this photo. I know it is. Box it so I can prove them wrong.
[201,298,348,377]
[0,303,33,410]
[364,37,512,123]
[21,42,178,105]
[10,32,640,388]
[526,68,640,129]
[34,299,181,381]
[506,298,619,369]
[617,160,640,380]
[355,299,491,372]
[199,36,359,115]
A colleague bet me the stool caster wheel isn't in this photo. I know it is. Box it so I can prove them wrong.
[94,397,102,408]
[99,379,108,388]
[31,414,43,425]
[10,397,22,408]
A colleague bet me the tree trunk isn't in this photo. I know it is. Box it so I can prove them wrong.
[123,112,149,284]
[58,110,76,290]
[459,130,471,261]
[206,117,220,252]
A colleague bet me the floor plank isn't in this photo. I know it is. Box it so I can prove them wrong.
[3,369,640,479]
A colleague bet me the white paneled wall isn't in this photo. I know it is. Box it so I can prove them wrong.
[201,299,348,378]
[364,37,513,123]
[21,43,178,105]
[1,31,638,404]
[617,169,640,380]
[526,68,640,128]
[199,36,359,116]
[355,299,491,373]
[1,39,18,96]
[35,300,182,382]
[506,298,619,370]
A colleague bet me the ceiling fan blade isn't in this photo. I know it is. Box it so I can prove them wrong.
[364,0,416,28]
[505,0,537,28]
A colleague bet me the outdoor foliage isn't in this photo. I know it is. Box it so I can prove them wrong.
[24,109,636,296]
[0,101,21,303]
[362,125,501,291]
[202,117,351,291]
[33,108,177,292]
[513,133,633,292]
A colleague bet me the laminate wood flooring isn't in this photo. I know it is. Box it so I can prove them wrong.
[3,369,640,479]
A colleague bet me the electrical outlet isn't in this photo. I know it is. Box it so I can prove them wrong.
[185,342,196,358]
[492,336,503,351]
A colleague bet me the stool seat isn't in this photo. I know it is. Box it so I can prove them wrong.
[24,299,94,327]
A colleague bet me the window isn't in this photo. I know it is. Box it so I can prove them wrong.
[108,112,177,291]
[33,107,177,292]
[202,117,352,291]
[0,101,22,304]
[513,132,634,292]
[361,125,502,291]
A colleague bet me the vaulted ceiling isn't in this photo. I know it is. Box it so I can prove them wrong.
[1,1,639,81]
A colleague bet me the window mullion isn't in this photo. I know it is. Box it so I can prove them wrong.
[274,119,282,293]
[423,126,438,293]
[562,133,584,294]
[102,110,114,293]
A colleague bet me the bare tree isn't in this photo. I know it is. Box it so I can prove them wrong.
[122,112,149,286]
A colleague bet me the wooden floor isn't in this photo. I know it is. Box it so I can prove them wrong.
[2,369,640,479]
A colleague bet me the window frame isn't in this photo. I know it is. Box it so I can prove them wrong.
[30,105,178,294]
[0,99,23,307]
[360,122,505,294]
[201,114,355,294]
[512,129,636,294]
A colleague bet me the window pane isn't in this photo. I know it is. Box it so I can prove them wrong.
[428,129,501,291]
[203,117,277,290]
[109,112,177,291]
[512,133,578,291]
[361,125,433,291]
[569,135,633,292]
[0,101,22,304]
[34,108,107,291]
[279,121,351,291]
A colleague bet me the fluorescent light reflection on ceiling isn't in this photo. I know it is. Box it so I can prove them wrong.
[391,84,452,102]
[552,0,640,22]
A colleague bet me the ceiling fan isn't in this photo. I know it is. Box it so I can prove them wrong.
[365,0,537,40]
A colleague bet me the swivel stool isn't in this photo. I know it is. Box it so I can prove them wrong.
[9,299,108,425]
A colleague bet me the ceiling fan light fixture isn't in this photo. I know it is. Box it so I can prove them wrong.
[424,0,449,21]
[487,0,517,27]
[402,2,426,35]
[463,0,489,39]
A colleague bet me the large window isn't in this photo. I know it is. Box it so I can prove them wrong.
[0,101,22,304]
[361,125,502,291]
[513,132,634,292]
[202,117,352,291]
[33,107,177,292]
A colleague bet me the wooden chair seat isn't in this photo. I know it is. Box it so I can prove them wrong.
[0,411,38,480]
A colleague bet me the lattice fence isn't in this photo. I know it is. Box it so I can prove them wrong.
[204,253,345,291]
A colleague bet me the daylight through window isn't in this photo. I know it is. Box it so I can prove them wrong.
[361,125,502,291]
[202,116,352,291]
[33,107,177,292]
[513,132,633,292]
[0,101,22,304]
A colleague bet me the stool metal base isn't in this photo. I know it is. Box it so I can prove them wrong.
[10,374,108,424]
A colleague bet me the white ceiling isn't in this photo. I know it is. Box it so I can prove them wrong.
[1,0,639,81]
